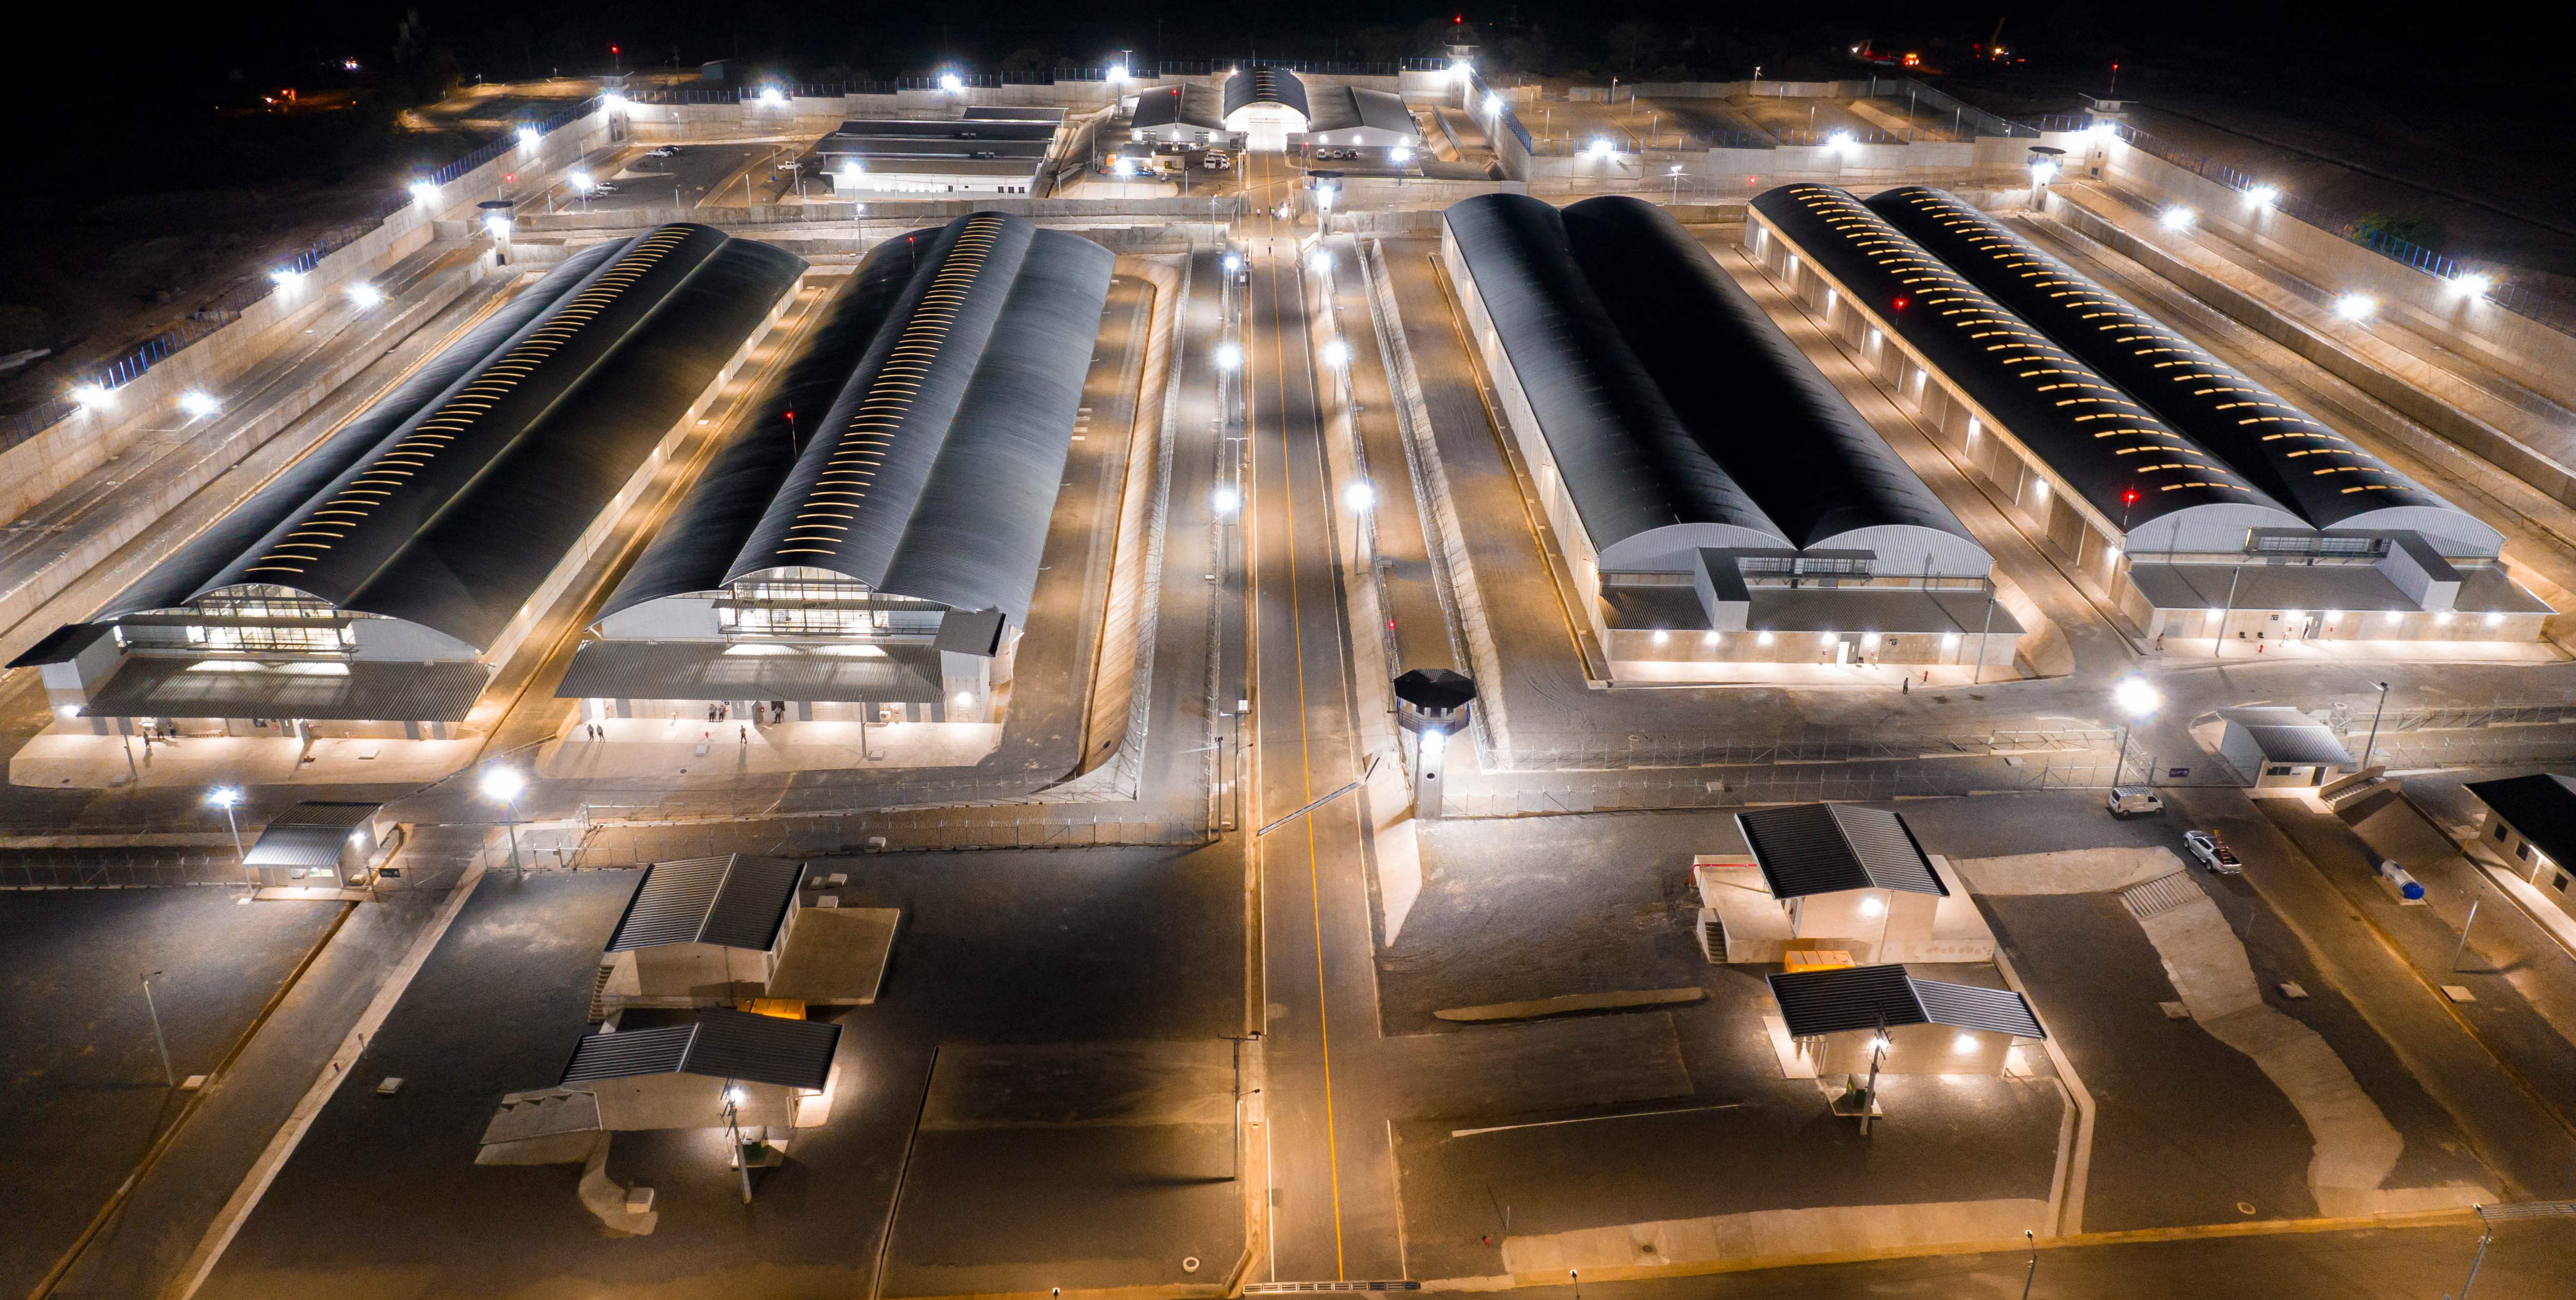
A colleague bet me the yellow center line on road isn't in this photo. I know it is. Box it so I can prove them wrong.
[1253,146,1349,1282]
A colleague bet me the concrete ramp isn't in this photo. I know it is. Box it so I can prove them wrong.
[1502,1197,2049,1275]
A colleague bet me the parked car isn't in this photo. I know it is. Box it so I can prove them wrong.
[1201,150,1232,170]
[2105,786,2164,819]
[2183,830,2242,874]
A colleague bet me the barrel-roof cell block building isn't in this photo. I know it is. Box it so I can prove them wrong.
[1441,193,2015,674]
[561,212,1115,728]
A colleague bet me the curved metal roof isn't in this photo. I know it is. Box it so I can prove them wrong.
[1560,195,1981,567]
[1752,184,2303,543]
[1306,86,1418,140]
[601,212,1115,629]
[1869,186,2483,546]
[1129,84,1226,133]
[1222,66,1310,120]
[102,225,804,651]
[1445,194,1786,563]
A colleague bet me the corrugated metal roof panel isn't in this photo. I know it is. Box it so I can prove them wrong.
[606,856,730,952]
[1767,964,2044,1039]
[81,657,489,722]
[560,1024,695,1083]
[2466,773,2576,869]
[1911,978,2045,1039]
[698,856,807,951]
[555,639,944,703]
[681,1008,839,1089]
[2219,706,2355,766]
[1736,803,1941,898]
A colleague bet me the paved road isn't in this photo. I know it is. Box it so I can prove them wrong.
[1241,148,1406,1284]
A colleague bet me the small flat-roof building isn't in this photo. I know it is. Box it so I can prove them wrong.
[14,225,803,739]
[813,113,1056,196]
[240,801,394,889]
[2464,773,2576,920]
[1697,803,1994,964]
[593,854,896,1012]
[480,1008,843,1165]
[2214,705,2356,789]
[1223,67,1310,150]
[561,213,1113,730]
[1767,964,2045,1076]
[1748,184,2549,650]
[1303,85,1420,152]
[1443,194,2014,677]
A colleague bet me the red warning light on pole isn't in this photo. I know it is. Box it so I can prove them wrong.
[2122,488,2140,505]
[1892,296,1910,310]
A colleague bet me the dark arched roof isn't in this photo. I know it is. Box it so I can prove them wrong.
[100,225,804,651]
[599,212,1115,629]
[1868,186,2487,550]
[1751,184,2303,544]
[1222,66,1310,120]
[1559,195,1979,562]
[1444,194,1784,561]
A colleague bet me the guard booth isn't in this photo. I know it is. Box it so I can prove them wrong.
[1393,668,1476,818]
[241,801,395,888]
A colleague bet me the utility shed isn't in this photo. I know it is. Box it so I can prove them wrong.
[240,801,393,888]
[1700,803,1994,964]
[593,854,900,1013]
[1767,963,2043,1076]
[557,1009,841,1131]
[2465,773,2576,921]
[2215,706,2356,789]
[601,856,805,1002]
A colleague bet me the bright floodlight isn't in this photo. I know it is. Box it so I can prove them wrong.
[1308,249,1333,276]
[2029,160,2058,185]
[1222,252,1243,272]
[758,86,785,104]
[1448,59,1473,83]
[2335,292,2377,321]
[952,690,973,708]
[1421,729,1447,756]
[567,169,595,193]
[1587,137,1615,158]
[1108,63,1130,81]
[725,1087,747,1105]
[178,391,219,418]
[600,92,627,115]
[1391,145,1414,163]
[1482,91,1502,114]
[2159,205,2195,231]
[939,72,964,93]
[2450,272,2494,299]
[1214,342,1242,371]
[269,268,306,288]
[2111,675,2162,718]
[1211,485,1241,515]
[480,767,526,802]
[2243,184,2279,209]
[1342,479,1376,512]
[483,211,512,236]
[515,125,539,148]
[409,180,441,207]
[70,384,115,411]
[1112,156,1136,178]
[1320,337,1350,368]
[206,786,242,809]
[1827,129,1856,154]
[346,282,383,308]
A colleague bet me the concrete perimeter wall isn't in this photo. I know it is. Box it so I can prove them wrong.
[0,106,618,532]
[2059,128,2576,413]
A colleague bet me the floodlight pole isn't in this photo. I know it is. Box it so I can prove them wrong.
[1860,1011,1886,1135]
[141,971,175,1088]
[2361,680,2390,769]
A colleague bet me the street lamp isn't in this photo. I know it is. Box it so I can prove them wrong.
[2336,292,2377,322]
[2243,184,2278,209]
[179,391,220,419]
[1108,63,1130,82]
[2361,680,2390,769]
[1587,136,1615,158]
[1342,480,1376,513]
[207,786,246,873]
[757,85,785,105]
[2449,272,2494,300]
[1214,342,1242,371]
[269,268,307,290]
[1308,248,1333,276]
[2110,675,2161,785]
[1668,164,1686,201]
[346,282,383,309]
[480,767,527,876]
[515,124,540,150]
[938,72,964,95]
[409,180,441,209]
[1320,337,1349,369]
[1212,486,1240,515]
[2159,205,2196,231]
[70,384,115,411]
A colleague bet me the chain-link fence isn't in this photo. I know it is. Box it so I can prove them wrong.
[1445,752,2137,818]
[0,851,249,890]
[567,812,1214,866]
[1482,726,2120,773]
